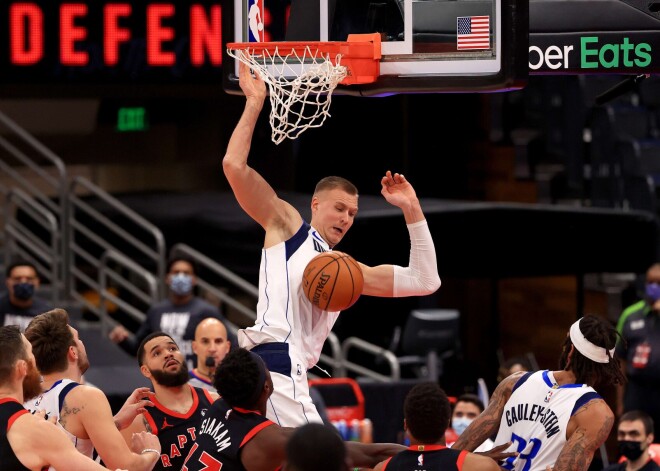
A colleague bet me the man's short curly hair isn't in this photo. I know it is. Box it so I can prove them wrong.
[404,382,451,443]
[214,348,262,408]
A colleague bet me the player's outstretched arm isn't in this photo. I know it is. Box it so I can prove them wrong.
[9,412,126,471]
[345,442,406,468]
[552,399,614,471]
[453,372,523,452]
[360,171,441,297]
[223,62,301,239]
[76,386,160,471]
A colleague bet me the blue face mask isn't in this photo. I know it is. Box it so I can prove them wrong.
[646,282,660,302]
[169,273,193,296]
[451,417,473,436]
[12,282,35,301]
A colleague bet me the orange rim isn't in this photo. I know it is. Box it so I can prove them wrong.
[227,33,382,85]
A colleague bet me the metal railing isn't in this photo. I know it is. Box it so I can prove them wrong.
[68,176,166,319]
[169,243,258,333]
[3,188,60,305]
[341,336,401,382]
[98,248,160,337]
[0,109,68,297]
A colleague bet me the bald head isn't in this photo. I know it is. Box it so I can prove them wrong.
[192,318,231,372]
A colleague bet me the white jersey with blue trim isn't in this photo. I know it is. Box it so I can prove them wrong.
[238,221,341,369]
[24,378,96,468]
[494,370,601,471]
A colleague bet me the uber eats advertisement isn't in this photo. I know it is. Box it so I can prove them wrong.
[529,32,659,73]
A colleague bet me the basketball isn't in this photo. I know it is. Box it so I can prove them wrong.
[303,251,364,312]
[257,22,263,31]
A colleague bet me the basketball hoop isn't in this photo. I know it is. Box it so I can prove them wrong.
[227,33,381,144]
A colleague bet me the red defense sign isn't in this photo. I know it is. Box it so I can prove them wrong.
[9,2,221,66]
[0,0,231,90]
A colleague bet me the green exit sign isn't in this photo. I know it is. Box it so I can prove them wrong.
[117,107,148,132]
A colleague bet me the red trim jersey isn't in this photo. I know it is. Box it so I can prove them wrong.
[0,398,47,471]
[182,398,275,471]
[143,386,215,470]
[381,444,468,471]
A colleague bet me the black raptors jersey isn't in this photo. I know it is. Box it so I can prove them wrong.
[143,386,215,470]
[183,398,275,471]
[0,399,32,471]
[382,444,467,471]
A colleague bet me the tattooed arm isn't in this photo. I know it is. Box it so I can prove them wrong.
[453,372,524,452]
[120,410,151,444]
[552,398,614,471]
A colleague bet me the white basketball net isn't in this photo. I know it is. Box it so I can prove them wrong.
[227,46,348,144]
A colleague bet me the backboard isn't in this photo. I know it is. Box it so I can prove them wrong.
[223,0,528,96]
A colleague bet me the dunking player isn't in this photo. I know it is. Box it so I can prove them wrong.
[23,309,161,470]
[224,61,441,427]
[0,325,148,471]
[374,382,500,471]
[120,332,219,470]
[183,348,404,471]
[453,315,625,471]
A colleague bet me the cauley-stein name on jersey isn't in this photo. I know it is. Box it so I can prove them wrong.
[505,403,561,439]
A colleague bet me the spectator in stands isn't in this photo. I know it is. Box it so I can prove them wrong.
[283,423,351,471]
[445,393,494,452]
[496,356,533,383]
[188,317,232,392]
[602,410,660,471]
[616,263,660,443]
[184,347,404,471]
[24,308,161,470]
[109,255,237,368]
[0,259,51,331]
[0,325,141,471]
[373,382,501,471]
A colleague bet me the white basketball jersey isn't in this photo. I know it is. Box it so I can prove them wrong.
[494,370,600,471]
[24,378,96,468]
[238,221,340,369]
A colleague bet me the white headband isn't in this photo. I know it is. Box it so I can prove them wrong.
[569,319,615,364]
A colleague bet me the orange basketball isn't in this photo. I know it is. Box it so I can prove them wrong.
[303,251,364,312]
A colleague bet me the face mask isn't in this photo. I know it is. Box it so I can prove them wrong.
[12,283,35,300]
[169,273,193,296]
[452,417,473,436]
[618,440,644,461]
[646,283,660,302]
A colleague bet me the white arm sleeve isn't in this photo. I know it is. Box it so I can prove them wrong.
[392,220,441,297]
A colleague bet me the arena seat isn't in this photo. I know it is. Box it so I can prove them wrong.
[393,309,461,382]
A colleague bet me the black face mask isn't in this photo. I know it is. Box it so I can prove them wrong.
[618,440,644,461]
[12,283,35,301]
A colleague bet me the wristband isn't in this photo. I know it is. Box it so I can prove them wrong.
[141,448,160,457]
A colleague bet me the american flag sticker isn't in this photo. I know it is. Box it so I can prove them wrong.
[456,16,490,50]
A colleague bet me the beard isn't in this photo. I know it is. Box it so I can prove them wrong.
[23,360,43,402]
[149,362,189,387]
